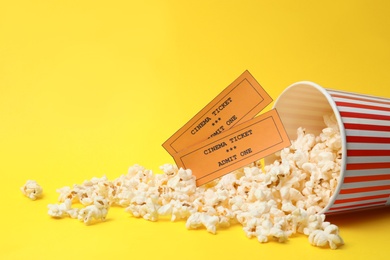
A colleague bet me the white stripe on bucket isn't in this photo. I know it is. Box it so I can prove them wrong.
[345,168,390,177]
[336,189,390,200]
[341,179,390,189]
[342,117,390,126]
[328,90,390,104]
[332,96,390,109]
[347,156,390,163]
[337,106,390,117]
[346,129,390,138]
[347,143,390,150]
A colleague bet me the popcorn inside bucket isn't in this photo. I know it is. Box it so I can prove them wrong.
[265,81,347,214]
[270,81,390,214]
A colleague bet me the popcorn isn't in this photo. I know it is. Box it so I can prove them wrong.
[78,196,109,225]
[48,199,78,218]
[303,214,328,236]
[186,212,219,234]
[157,199,192,221]
[45,114,344,249]
[308,224,344,249]
[21,180,43,200]
[255,217,273,242]
[48,195,109,225]
[269,219,291,243]
[125,194,159,221]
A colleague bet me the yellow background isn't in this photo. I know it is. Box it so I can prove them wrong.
[1,0,390,259]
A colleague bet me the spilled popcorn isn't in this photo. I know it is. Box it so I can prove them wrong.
[77,196,109,225]
[21,180,43,200]
[46,114,344,249]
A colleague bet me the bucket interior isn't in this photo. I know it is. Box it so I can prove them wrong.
[264,81,347,213]
[265,82,344,164]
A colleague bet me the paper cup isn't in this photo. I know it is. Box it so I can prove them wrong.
[267,81,390,214]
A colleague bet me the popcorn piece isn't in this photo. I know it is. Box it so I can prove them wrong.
[186,212,219,234]
[125,194,160,221]
[48,199,78,218]
[21,180,43,200]
[56,186,76,202]
[308,224,344,249]
[309,229,328,247]
[269,220,290,243]
[324,225,344,250]
[255,218,273,242]
[78,196,109,225]
[157,199,192,221]
[303,214,327,235]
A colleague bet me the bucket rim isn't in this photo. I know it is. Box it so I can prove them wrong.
[273,81,347,214]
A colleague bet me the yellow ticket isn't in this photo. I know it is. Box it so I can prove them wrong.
[172,109,291,186]
[162,70,272,155]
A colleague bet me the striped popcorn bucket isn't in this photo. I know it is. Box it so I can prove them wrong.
[269,81,390,214]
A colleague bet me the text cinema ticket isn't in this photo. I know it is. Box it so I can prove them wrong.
[163,70,272,155]
[173,109,291,186]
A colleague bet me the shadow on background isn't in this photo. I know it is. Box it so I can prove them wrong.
[326,206,390,227]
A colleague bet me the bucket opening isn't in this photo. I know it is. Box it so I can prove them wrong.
[265,81,347,214]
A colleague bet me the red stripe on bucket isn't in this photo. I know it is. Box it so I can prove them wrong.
[339,184,390,194]
[344,174,390,183]
[334,193,390,204]
[344,123,390,132]
[329,200,386,211]
[347,136,390,143]
[347,150,390,156]
[335,101,390,112]
[340,111,390,121]
[346,162,390,170]
[330,93,390,106]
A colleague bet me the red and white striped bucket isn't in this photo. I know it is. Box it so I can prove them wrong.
[269,81,390,215]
